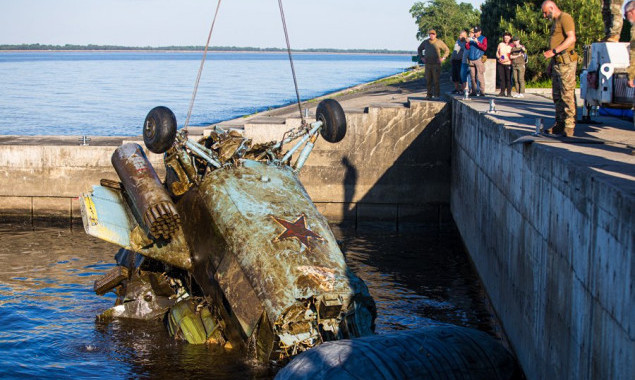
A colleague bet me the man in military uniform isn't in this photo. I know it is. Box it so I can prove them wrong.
[417,29,450,99]
[542,1,578,137]
[626,1,635,88]
[603,0,624,42]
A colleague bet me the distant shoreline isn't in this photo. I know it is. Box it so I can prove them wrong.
[0,50,413,56]
[0,45,413,55]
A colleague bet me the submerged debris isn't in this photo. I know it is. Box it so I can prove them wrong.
[83,100,377,362]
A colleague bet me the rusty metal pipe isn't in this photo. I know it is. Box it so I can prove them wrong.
[281,121,322,163]
[185,140,222,168]
[112,143,181,240]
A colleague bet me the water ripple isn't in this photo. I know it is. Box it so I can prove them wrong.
[0,225,496,378]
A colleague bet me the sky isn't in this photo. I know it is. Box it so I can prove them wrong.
[0,0,485,51]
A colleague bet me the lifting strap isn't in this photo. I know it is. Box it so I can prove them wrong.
[184,0,223,130]
[184,0,306,130]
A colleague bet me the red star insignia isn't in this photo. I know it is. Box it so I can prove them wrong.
[271,214,323,250]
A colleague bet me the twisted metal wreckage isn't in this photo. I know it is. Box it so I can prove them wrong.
[79,2,520,376]
[80,100,377,361]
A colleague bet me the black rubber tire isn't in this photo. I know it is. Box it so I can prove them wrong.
[316,99,346,143]
[143,106,177,154]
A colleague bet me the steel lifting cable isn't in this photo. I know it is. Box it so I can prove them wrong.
[184,0,223,131]
[185,0,304,129]
[277,0,305,125]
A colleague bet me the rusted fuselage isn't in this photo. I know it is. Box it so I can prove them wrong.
[81,103,375,362]
[178,160,375,360]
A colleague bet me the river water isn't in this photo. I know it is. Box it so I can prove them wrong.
[0,51,501,378]
[0,51,412,136]
[0,224,499,379]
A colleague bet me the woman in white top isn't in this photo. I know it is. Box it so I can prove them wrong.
[496,32,513,97]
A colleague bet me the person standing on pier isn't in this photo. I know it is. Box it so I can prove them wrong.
[465,26,487,96]
[603,0,624,42]
[417,29,450,99]
[541,1,578,137]
[461,29,476,94]
[510,36,527,97]
[451,31,468,94]
[626,1,635,88]
[496,32,514,97]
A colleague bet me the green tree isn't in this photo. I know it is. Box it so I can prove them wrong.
[496,0,603,81]
[410,0,481,50]
[480,0,541,56]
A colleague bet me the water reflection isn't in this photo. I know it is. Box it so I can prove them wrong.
[0,225,497,378]
[332,227,497,335]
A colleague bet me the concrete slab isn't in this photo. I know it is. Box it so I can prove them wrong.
[0,196,31,223]
[32,196,71,227]
[450,84,633,380]
[446,92,634,189]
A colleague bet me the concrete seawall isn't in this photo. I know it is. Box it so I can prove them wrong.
[0,138,164,226]
[1,76,632,379]
[451,97,633,379]
[0,98,451,230]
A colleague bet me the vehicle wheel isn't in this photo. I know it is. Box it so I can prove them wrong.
[143,106,177,154]
[316,99,346,143]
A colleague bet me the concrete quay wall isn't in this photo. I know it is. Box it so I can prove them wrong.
[0,100,452,229]
[0,142,165,226]
[450,99,633,379]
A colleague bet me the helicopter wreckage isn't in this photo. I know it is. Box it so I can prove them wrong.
[80,100,377,362]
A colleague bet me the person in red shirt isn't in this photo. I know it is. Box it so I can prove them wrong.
[465,26,488,96]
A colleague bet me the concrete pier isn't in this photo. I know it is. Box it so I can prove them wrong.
[450,94,633,380]
[0,78,452,230]
[0,73,632,379]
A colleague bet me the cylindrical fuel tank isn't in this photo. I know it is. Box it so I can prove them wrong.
[112,143,180,240]
[275,324,521,380]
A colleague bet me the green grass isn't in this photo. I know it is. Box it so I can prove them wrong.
[526,77,581,89]
[371,67,426,86]
[526,79,552,88]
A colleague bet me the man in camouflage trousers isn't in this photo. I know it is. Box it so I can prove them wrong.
[542,1,578,137]
[603,0,624,42]
[626,1,635,88]
[625,1,634,127]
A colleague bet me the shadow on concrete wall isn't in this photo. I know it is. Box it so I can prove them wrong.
[340,102,453,231]
[341,156,358,229]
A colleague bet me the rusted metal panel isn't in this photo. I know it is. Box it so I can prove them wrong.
[198,160,371,324]
[82,101,376,362]
[131,227,192,271]
[175,189,226,271]
[214,252,264,338]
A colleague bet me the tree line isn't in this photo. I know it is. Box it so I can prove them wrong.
[0,43,411,55]
[411,0,619,81]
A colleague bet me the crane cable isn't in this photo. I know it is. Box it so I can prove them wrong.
[184,0,305,130]
[183,0,223,131]
[277,0,305,125]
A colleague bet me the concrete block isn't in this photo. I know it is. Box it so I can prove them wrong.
[71,196,83,227]
[314,202,356,224]
[590,219,630,334]
[243,123,291,144]
[356,203,398,231]
[0,196,31,215]
[32,197,71,227]
[589,304,632,379]
[568,277,592,378]
[451,98,633,380]
[396,203,444,232]
[484,59,496,94]
[0,196,32,223]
